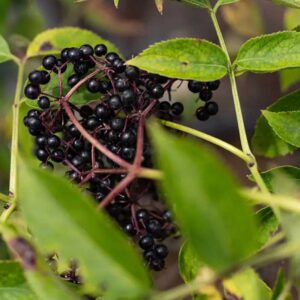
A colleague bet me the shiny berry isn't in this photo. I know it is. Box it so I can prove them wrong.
[87,78,100,93]
[154,244,168,259]
[150,259,165,271]
[40,71,51,84]
[105,52,119,63]
[205,101,218,115]
[42,55,57,70]
[150,85,164,99]
[35,148,48,162]
[121,130,136,146]
[67,48,82,62]
[108,95,122,110]
[122,89,136,106]
[24,84,40,99]
[38,96,50,109]
[139,235,154,250]
[51,149,65,162]
[60,48,70,62]
[28,70,43,85]
[159,101,171,111]
[94,44,107,56]
[196,107,209,121]
[188,80,205,93]
[47,135,61,149]
[80,44,94,58]
[95,104,111,120]
[68,74,80,87]
[171,102,184,115]
[124,223,136,236]
[125,66,139,80]
[121,147,135,160]
[115,78,129,92]
[110,118,124,131]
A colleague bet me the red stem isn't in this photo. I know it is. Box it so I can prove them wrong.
[98,174,136,209]
[62,101,131,169]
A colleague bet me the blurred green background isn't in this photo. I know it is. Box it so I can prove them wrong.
[0,0,300,288]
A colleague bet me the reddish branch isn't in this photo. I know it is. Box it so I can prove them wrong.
[56,62,158,209]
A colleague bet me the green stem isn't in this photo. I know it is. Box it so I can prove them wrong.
[8,59,25,201]
[243,189,300,214]
[0,193,10,202]
[138,168,163,180]
[151,272,217,300]
[209,10,270,196]
[161,120,252,163]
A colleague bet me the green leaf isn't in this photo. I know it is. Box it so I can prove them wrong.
[252,89,300,157]
[0,35,18,64]
[271,269,286,300]
[223,268,271,300]
[155,0,164,13]
[26,27,120,58]
[114,0,120,7]
[256,207,279,248]
[25,259,80,300]
[280,68,300,91]
[234,31,300,73]
[271,0,300,9]
[284,8,300,30]
[149,123,258,272]
[127,38,228,82]
[179,242,202,283]
[263,110,300,147]
[18,159,150,298]
[259,166,300,192]
[0,261,36,300]
[172,0,210,9]
[179,244,271,300]
[214,0,239,12]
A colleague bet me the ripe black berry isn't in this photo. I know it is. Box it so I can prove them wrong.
[125,66,140,80]
[60,48,70,62]
[94,44,107,56]
[35,148,48,162]
[154,244,168,259]
[95,104,111,120]
[74,62,89,75]
[35,135,47,147]
[108,95,122,110]
[139,235,154,250]
[42,55,57,70]
[99,81,111,93]
[150,85,164,99]
[113,58,125,73]
[40,71,51,84]
[196,107,209,121]
[121,147,135,160]
[205,101,218,115]
[27,117,42,131]
[67,47,82,62]
[47,135,61,149]
[171,102,184,115]
[146,219,162,237]
[87,78,100,93]
[121,131,136,146]
[150,259,165,271]
[115,78,129,92]
[122,89,137,106]
[85,117,100,130]
[105,52,119,63]
[80,44,94,58]
[159,101,171,111]
[28,70,43,85]
[144,250,156,262]
[24,84,40,100]
[199,89,213,102]
[68,124,80,138]
[136,209,149,222]
[207,80,220,91]
[68,74,80,87]
[80,105,93,118]
[38,96,50,109]
[51,149,65,162]
[53,59,67,73]
[110,118,125,131]
[188,80,205,93]
[124,223,136,236]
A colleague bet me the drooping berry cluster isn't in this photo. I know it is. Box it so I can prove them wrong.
[23,43,220,272]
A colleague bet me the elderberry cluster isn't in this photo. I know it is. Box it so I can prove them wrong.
[23,43,220,272]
